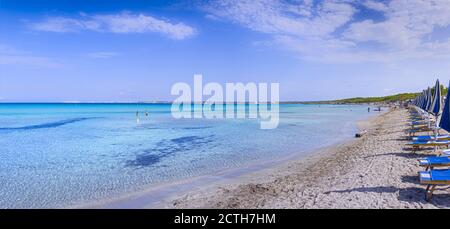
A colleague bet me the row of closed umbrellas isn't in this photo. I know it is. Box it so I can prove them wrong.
[412,80,450,133]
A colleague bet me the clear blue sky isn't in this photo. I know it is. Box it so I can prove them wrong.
[2,0,450,102]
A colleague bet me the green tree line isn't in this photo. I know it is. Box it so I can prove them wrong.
[321,84,448,104]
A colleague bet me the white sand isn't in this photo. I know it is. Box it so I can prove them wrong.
[170,108,450,209]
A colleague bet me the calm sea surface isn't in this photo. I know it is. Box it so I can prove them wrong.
[0,103,377,208]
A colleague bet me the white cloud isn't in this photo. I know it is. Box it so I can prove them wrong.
[86,52,119,59]
[30,12,196,40]
[344,0,450,49]
[343,19,418,49]
[362,0,389,12]
[202,0,358,61]
[203,0,450,63]
[203,0,355,38]
[31,17,88,32]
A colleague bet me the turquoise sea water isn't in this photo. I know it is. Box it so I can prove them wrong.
[0,103,376,208]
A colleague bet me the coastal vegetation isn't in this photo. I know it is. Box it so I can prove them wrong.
[299,85,448,104]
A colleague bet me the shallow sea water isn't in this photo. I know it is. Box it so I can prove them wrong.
[0,103,376,208]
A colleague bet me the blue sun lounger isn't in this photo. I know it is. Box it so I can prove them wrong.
[406,140,450,152]
[408,126,437,132]
[411,119,427,123]
[419,169,450,200]
[442,149,450,156]
[411,120,431,124]
[419,156,450,170]
[407,127,439,136]
[413,135,450,141]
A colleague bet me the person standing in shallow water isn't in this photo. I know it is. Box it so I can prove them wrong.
[136,111,140,124]
[368,107,370,112]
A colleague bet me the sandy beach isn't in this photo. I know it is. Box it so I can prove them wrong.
[169,108,450,209]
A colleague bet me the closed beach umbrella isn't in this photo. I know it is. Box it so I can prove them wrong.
[426,87,433,112]
[439,81,450,132]
[421,90,428,110]
[417,93,421,107]
[420,91,425,109]
[431,79,442,116]
[418,91,422,109]
[422,90,426,110]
